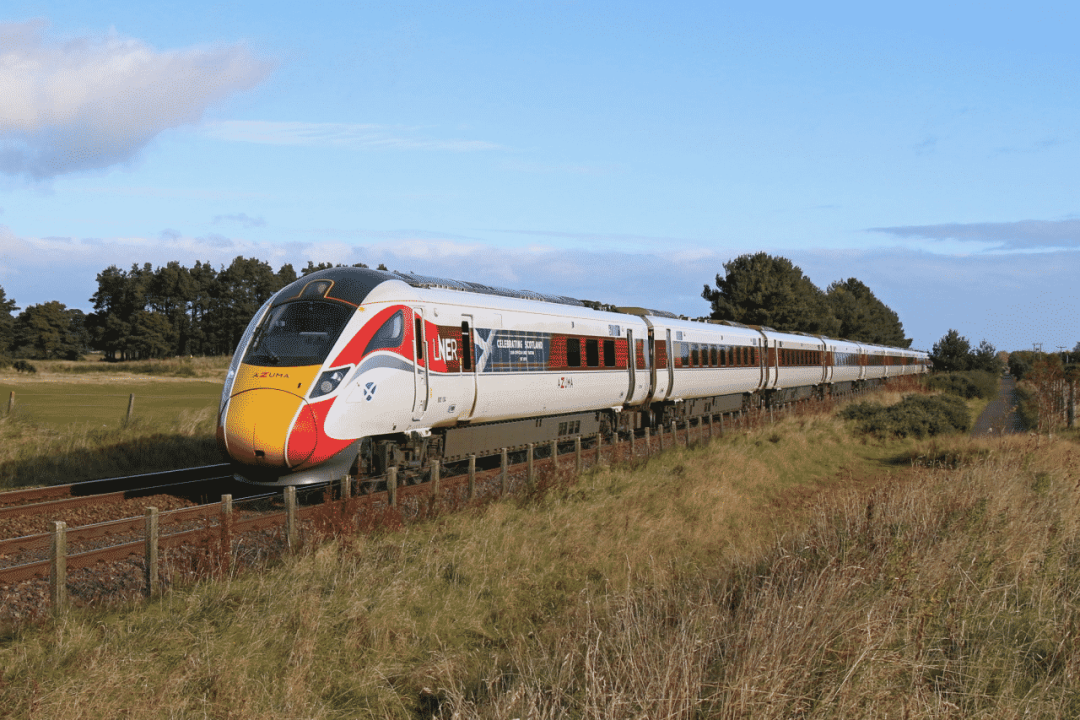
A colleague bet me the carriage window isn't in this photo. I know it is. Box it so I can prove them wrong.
[691,345,699,367]
[567,338,581,367]
[603,339,616,367]
[585,338,599,367]
[711,346,718,367]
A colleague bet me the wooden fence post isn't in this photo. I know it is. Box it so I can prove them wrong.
[527,443,535,485]
[596,432,603,465]
[6,391,12,415]
[285,486,299,549]
[50,520,67,615]
[644,427,651,458]
[144,507,159,597]
[431,460,440,499]
[126,393,135,423]
[550,439,558,472]
[386,468,397,509]
[575,436,582,474]
[220,494,233,575]
[499,449,507,496]
[341,475,351,500]
[468,455,477,499]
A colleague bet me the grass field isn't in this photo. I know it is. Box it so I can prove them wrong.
[6,392,1075,718]
[0,378,223,429]
[0,359,227,488]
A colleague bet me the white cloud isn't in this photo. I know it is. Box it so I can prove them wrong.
[0,19,275,179]
[201,120,502,151]
[213,212,266,228]
[868,218,1080,250]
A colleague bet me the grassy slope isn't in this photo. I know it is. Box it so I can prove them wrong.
[8,399,1077,719]
[3,382,1079,718]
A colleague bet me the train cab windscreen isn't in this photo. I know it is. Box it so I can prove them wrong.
[243,301,355,367]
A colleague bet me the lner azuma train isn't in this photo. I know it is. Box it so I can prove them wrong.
[217,267,929,486]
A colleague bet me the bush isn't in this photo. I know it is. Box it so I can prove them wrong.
[1014,383,1040,431]
[12,360,36,374]
[925,370,998,399]
[841,394,971,438]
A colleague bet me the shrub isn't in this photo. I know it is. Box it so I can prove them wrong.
[12,360,37,374]
[841,394,970,438]
[925,370,998,399]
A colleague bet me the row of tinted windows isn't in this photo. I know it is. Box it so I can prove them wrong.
[778,349,823,367]
[677,343,758,368]
[566,337,618,368]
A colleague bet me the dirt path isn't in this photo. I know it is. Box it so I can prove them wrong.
[972,375,1024,436]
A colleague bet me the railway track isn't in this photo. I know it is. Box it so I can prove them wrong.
[0,463,234,508]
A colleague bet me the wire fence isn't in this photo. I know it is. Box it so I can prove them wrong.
[4,390,221,425]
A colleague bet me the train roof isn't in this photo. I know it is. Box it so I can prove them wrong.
[273,267,589,309]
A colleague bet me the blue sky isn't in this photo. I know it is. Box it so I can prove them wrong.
[1,1,1077,354]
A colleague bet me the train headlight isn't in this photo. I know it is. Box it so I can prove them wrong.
[309,366,352,399]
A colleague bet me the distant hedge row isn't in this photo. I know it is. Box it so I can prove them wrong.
[924,370,999,400]
[841,394,971,438]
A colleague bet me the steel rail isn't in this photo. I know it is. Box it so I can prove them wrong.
[0,480,223,522]
[0,464,232,508]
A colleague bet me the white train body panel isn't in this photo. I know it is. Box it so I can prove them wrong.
[217,267,930,485]
[644,317,765,400]
[761,330,826,390]
[825,339,863,385]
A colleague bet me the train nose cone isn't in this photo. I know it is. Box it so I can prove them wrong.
[222,389,318,468]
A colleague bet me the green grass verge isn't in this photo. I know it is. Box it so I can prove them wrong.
[0,376,224,488]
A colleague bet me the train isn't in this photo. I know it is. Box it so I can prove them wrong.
[216,267,929,486]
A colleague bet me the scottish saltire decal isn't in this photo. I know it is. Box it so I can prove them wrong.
[473,329,551,372]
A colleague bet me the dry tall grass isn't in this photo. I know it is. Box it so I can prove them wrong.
[3,410,1077,718]
[6,355,231,380]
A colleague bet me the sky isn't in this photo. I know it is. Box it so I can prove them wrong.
[1,1,1078,354]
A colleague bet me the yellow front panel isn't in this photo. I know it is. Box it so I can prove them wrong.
[223,364,321,466]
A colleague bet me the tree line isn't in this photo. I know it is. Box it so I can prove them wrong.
[0,258,381,361]
[701,252,911,346]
